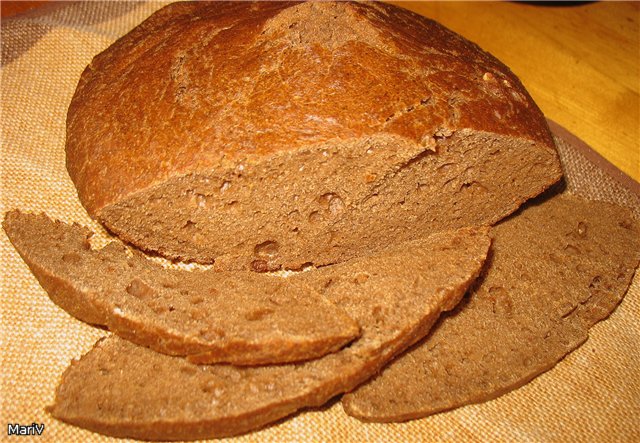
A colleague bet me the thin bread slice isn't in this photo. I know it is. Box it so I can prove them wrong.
[49,227,490,440]
[342,193,640,421]
[2,210,360,365]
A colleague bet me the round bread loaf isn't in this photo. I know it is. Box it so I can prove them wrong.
[66,1,561,270]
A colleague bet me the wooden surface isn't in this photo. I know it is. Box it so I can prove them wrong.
[0,1,49,18]
[396,1,639,182]
[2,1,638,182]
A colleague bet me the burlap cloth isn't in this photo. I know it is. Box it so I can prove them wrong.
[1,2,639,442]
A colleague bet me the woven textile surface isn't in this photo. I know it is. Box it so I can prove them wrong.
[1,2,639,442]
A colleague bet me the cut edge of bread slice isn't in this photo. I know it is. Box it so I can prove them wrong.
[2,210,361,365]
[342,193,640,422]
[47,226,491,440]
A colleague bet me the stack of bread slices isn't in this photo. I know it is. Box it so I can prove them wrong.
[4,2,640,440]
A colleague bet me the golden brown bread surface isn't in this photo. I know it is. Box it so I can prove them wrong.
[342,193,640,422]
[49,227,490,440]
[66,1,561,270]
[1,210,360,365]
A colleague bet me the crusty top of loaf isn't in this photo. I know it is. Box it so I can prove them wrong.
[67,1,555,214]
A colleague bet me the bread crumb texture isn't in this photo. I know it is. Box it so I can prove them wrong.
[47,227,490,440]
[66,1,561,269]
[2,210,360,365]
[342,193,640,422]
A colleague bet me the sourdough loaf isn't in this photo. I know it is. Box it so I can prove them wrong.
[66,1,561,270]
[342,193,640,421]
[2,210,360,365]
[49,227,490,440]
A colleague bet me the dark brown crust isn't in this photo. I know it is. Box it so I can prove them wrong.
[66,1,556,217]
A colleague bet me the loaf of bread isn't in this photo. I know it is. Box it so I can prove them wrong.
[342,193,640,421]
[66,1,561,271]
[2,210,360,365]
[49,227,490,440]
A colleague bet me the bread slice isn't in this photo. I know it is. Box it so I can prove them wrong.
[342,193,640,421]
[2,210,360,365]
[49,227,490,440]
[66,1,561,270]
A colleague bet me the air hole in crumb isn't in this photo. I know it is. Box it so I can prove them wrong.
[353,273,369,284]
[190,309,207,321]
[488,286,513,316]
[589,276,602,289]
[245,308,275,321]
[190,295,204,305]
[180,365,198,375]
[126,279,156,300]
[254,240,279,258]
[224,201,239,212]
[61,253,82,264]
[183,220,197,231]
[251,260,269,272]
[196,194,208,208]
[199,327,225,341]
[150,302,168,314]
[161,280,177,289]
[201,381,217,393]
[548,253,563,264]
[308,211,322,224]
[564,244,580,255]
[577,221,587,237]
[318,193,344,216]
[328,196,344,215]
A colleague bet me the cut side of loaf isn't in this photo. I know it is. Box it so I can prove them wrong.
[2,210,360,366]
[49,227,490,440]
[342,193,640,422]
[66,1,561,270]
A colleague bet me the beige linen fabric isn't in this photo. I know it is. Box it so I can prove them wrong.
[1,2,638,442]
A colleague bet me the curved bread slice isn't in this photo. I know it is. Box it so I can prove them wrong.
[343,193,640,421]
[49,227,490,440]
[2,210,359,365]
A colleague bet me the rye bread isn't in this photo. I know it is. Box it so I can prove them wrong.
[342,193,640,422]
[2,210,360,365]
[66,1,561,271]
[49,227,490,440]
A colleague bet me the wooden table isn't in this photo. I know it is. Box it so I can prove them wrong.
[3,1,638,182]
[397,1,639,183]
